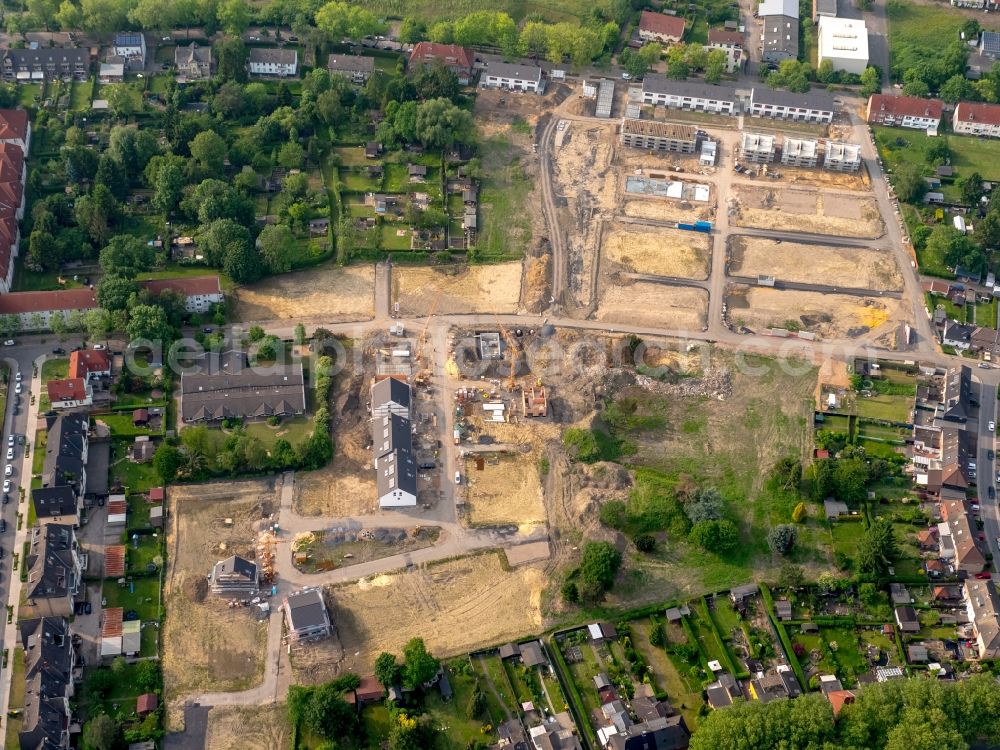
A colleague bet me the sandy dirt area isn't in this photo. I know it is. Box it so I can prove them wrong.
[235,265,375,321]
[604,225,710,280]
[164,481,277,699]
[779,163,870,191]
[727,286,908,339]
[596,283,707,330]
[295,552,545,682]
[729,236,903,291]
[206,704,291,750]
[732,187,884,238]
[392,263,523,316]
[464,454,546,529]
[621,199,715,223]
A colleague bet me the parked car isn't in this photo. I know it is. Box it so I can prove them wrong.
[976,571,994,580]
[93,343,106,350]
[991,421,996,432]
[989,487,995,500]
[2,340,13,346]
[5,465,12,477]
[6,449,13,461]
[14,383,21,394]
[2,480,10,493]
[6,436,12,449]
[17,435,24,445]
[84,601,92,615]
[3,493,9,504]
[418,462,436,470]
[52,347,65,354]
[990,450,995,461]
[454,471,461,484]
[14,371,21,382]
[972,503,981,511]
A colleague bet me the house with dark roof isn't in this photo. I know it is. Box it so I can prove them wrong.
[519,640,548,668]
[23,524,82,618]
[483,62,543,93]
[640,76,739,114]
[894,605,920,633]
[775,599,792,620]
[964,578,1000,659]
[730,583,759,607]
[283,588,332,642]
[248,47,298,77]
[408,42,474,84]
[31,487,80,528]
[705,672,740,708]
[175,43,212,79]
[19,690,72,749]
[749,666,801,703]
[759,0,800,62]
[889,583,911,606]
[607,715,690,750]
[327,54,375,84]
[749,87,834,124]
[180,350,306,423]
[19,615,77,747]
[638,11,686,44]
[529,721,583,750]
[41,413,88,514]
[0,47,89,82]
[209,554,258,596]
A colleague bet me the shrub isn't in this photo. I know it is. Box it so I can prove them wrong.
[634,533,656,552]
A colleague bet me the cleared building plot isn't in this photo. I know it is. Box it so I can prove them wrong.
[727,286,909,339]
[622,198,715,223]
[206,704,292,750]
[464,454,546,528]
[596,282,707,330]
[731,186,884,238]
[234,264,375,321]
[163,481,275,700]
[392,262,523,315]
[729,236,903,291]
[604,225,710,279]
[320,553,545,677]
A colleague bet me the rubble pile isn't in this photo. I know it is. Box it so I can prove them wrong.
[635,367,732,400]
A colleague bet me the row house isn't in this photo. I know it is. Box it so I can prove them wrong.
[0,47,89,83]
[641,76,739,114]
[749,87,835,124]
[865,94,943,131]
[953,101,1000,138]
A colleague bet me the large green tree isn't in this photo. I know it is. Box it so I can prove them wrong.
[126,304,173,343]
[401,638,439,691]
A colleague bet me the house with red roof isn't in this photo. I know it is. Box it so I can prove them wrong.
[639,11,686,44]
[866,94,943,131]
[408,42,474,84]
[138,275,224,313]
[69,349,111,381]
[0,287,97,330]
[46,378,93,410]
[0,109,30,152]
[953,101,1000,138]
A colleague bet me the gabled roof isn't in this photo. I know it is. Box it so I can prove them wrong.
[867,94,943,121]
[46,378,87,403]
[642,75,739,101]
[249,47,297,65]
[965,578,1000,653]
[371,376,411,410]
[408,42,473,72]
[955,101,1000,127]
[0,109,29,142]
[751,86,835,112]
[175,43,211,66]
[104,544,125,577]
[68,349,110,379]
[327,54,375,74]
[708,29,745,46]
[0,288,97,315]
[31,486,78,522]
[758,0,799,17]
[25,524,77,602]
[639,10,686,38]
[20,616,73,689]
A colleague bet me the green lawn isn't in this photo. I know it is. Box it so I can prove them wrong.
[70,78,94,110]
[830,521,863,558]
[905,207,953,278]
[381,223,413,250]
[477,135,531,261]
[478,654,519,716]
[423,666,492,749]
[630,619,703,729]
[976,298,998,328]
[41,358,68,382]
[855,393,912,423]
[127,494,152,529]
[127,534,163,575]
[110,442,162,493]
[876,126,1000,185]
[242,416,314,448]
[96,412,164,439]
[4,647,25,749]
[332,146,368,167]
[101,575,161,622]
[18,84,41,108]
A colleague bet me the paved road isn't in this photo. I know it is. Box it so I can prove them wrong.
[978,381,1000,565]
[727,275,902,298]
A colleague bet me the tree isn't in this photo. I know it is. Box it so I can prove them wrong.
[257,224,295,274]
[25,230,61,272]
[777,562,805,589]
[215,38,249,83]
[684,487,724,524]
[217,0,251,34]
[55,0,83,30]
[105,83,138,118]
[667,58,689,80]
[816,58,836,84]
[183,179,254,225]
[975,210,1000,249]
[81,0,130,32]
[399,17,426,43]
[961,171,984,206]
[62,145,99,184]
[303,682,359,740]
[579,541,622,598]
[75,184,120,246]
[411,63,460,101]
[223,237,263,283]
[277,141,305,169]
[791,502,807,523]
[97,275,139,311]
[83,713,119,750]
[902,78,930,97]
[401,638,439,691]
[925,224,982,273]
[153,162,185,214]
[634,533,656,552]
[767,59,811,93]
[857,66,880,97]
[126,304,173,343]
[83,308,112,342]
[689,519,739,553]
[892,162,928,204]
[314,1,386,39]
[374,652,401,689]
[705,49,727,84]
[99,235,154,277]
[154,443,184,482]
[294,323,306,344]
[189,130,228,176]
[856,517,899,576]
[939,74,975,104]
[95,154,127,201]
[767,524,798,555]
[414,97,474,149]
[561,579,579,603]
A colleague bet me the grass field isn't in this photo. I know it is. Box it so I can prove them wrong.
[875,126,1000,185]
[102,575,161,622]
[855,393,912,423]
[243,417,314,448]
[477,134,532,261]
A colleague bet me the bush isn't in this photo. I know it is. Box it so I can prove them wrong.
[767,524,798,555]
[561,579,579,604]
[689,519,739,553]
[791,502,807,523]
[649,621,666,648]
[634,533,656,552]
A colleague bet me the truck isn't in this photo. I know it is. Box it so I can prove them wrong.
[453,428,461,445]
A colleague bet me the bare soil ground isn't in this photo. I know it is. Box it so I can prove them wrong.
[392,263,523,316]
[778,163,870,191]
[729,236,903,291]
[617,146,713,176]
[464,453,546,529]
[295,553,545,682]
[621,198,715,223]
[596,283,707,330]
[815,358,853,407]
[234,265,375,321]
[727,286,909,339]
[604,225,710,280]
[205,704,291,750]
[164,481,276,700]
[731,186,884,238]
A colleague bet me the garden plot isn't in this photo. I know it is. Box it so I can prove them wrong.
[726,286,908,339]
[163,481,277,700]
[464,454,546,529]
[729,236,903,291]
[731,187,884,238]
[234,264,375,321]
[296,552,545,683]
[603,225,710,280]
[392,262,523,315]
[595,283,707,331]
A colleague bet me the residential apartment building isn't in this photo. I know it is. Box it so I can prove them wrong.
[0,288,98,330]
[41,413,89,514]
[371,376,411,418]
[705,29,745,72]
[824,141,862,172]
[759,0,800,62]
[749,87,835,123]
[46,378,93,410]
[139,275,224,313]
[964,578,1000,659]
[620,118,698,153]
[19,617,77,750]
[0,139,26,293]
[32,486,81,528]
[408,42,474,84]
[371,378,417,508]
[817,16,869,75]
[0,47,89,82]
[23,524,82,619]
[865,94,943,130]
[740,131,776,163]
[953,101,1000,138]
[327,54,375,84]
[0,108,31,152]
[641,76,738,114]
[111,32,146,69]
[482,62,542,93]
[638,10,686,44]
[180,350,306,422]
[780,137,819,167]
[174,43,212,79]
[248,48,298,77]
